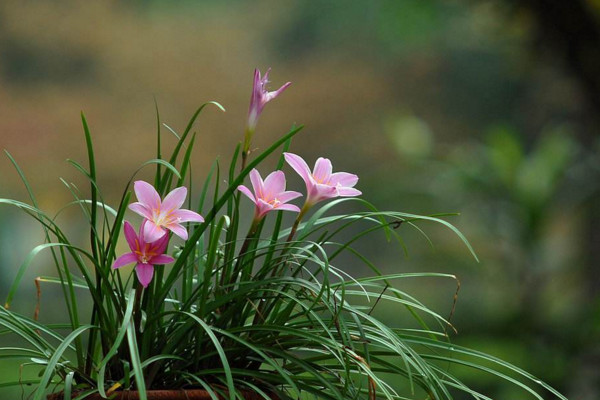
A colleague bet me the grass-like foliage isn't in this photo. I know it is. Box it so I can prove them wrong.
[0,72,568,400]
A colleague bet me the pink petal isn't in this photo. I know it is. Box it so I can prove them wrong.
[255,199,274,219]
[112,252,138,269]
[128,202,153,220]
[237,185,256,204]
[261,68,270,85]
[313,158,333,183]
[136,263,154,288]
[337,187,362,197]
[143,221,167,243]
[263,170,286,197]
[134,181,161,210]
[167,223,189,240]
[275,203,301,213]
[265,82,292,102]
[162,186,187,212]
[308,183,338,205]
[248,69,262,123]
[254,68,262,88]
[150,233,170,255]
[151,254,175,265]
[277,190,303,203]
[123,221,138,251]
[274,81,291,96]
[284,153,312,184]
[249,169,264,199]
[328,172,358,188]
[171,209,204,223]
[138,220,148,247]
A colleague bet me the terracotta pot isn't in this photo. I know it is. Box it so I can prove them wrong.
[47,389,271,400]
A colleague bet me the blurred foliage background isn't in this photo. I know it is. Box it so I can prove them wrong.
[1,1,599,399]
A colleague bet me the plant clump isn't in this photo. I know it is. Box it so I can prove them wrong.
[0,69,568,400]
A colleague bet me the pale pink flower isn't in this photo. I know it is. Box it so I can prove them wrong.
[237,169,302,220]
[284,153,361,206]
[247,68,291,132]
[129,180,204,242]
[112,221,175,288]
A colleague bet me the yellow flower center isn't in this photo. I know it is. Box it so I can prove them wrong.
[268,198,281,208]
[135,245,157,264]
[313,174,330,185]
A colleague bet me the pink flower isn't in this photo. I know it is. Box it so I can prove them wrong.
[284,153,362,206]
[112,221,175,288]
[129,180,204,242]
[237,169,302,220]
[247,68,291,132]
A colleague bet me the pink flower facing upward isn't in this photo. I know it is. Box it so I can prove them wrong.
[284,152,362,207]
[112,221,175,288]
[238,169,302,221]
[129,180,204,242]
[246,68,291,133]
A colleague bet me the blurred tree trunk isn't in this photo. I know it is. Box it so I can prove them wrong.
[511,0,600,289]
[508,1,600,396]
[515,0,600,123]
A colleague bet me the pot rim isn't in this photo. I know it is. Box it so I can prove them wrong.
[47,388,273,400]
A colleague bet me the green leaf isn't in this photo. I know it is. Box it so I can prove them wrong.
[32,325,96,400]
[178,312,236,400]
[138,159,181,180]
[97,289,136,398]
[126,319,147,400]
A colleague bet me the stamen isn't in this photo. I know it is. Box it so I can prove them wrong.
[269,198,281,208]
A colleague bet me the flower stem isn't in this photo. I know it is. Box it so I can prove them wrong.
[286,203,310,243]
[251,206,306,327]
[240,148,248,172]
[240,127,253,172]
[133,282,144,334]
[228,218,260,286]
[269,204,310,280]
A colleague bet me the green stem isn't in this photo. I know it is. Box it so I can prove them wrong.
[241,126,256,172]
[240,149,249,173]
[277,203,311,267]
[286,204,310,243]
[133,283,144,336]
[228,218,261,286]
[250,205,310,328]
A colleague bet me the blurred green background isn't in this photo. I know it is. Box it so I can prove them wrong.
[1,1,599,398]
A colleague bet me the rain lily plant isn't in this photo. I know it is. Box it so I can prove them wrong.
[0,69,569,400]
